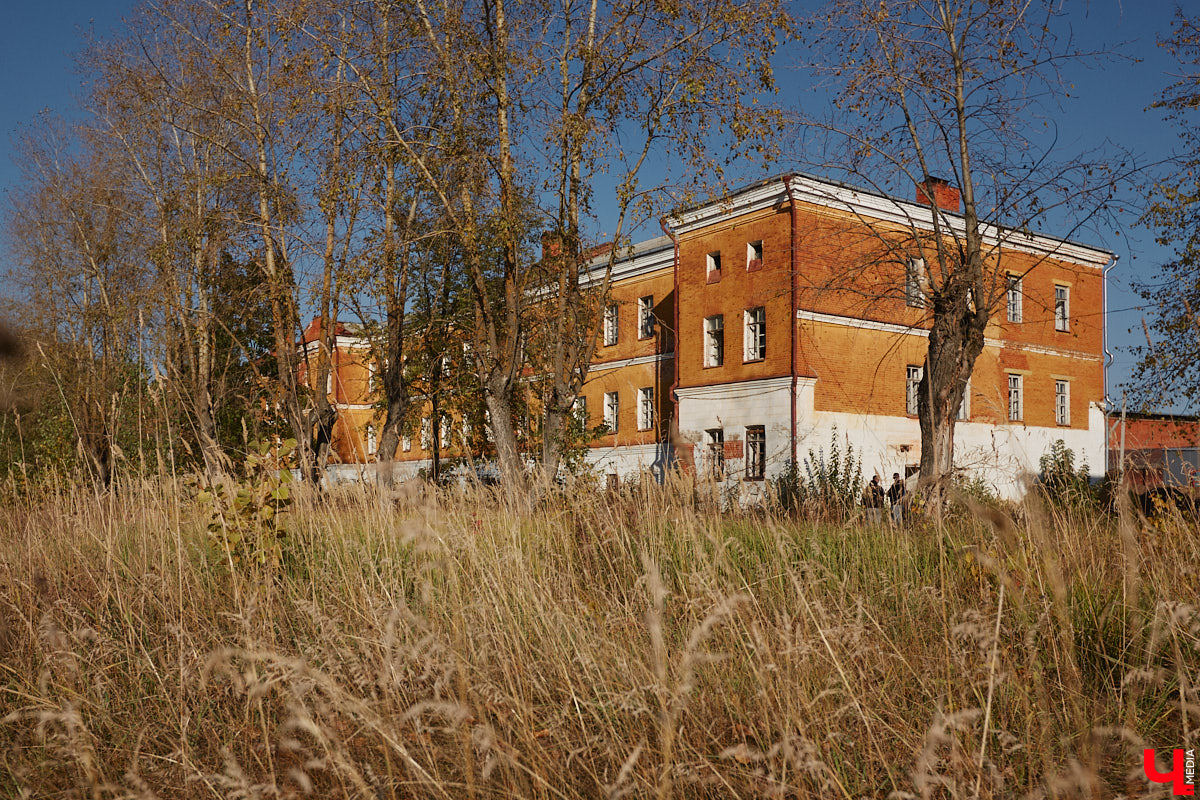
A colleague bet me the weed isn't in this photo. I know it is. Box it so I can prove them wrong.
[189,438,296,574]
[0,477,1195,798]
[773,426,864,521]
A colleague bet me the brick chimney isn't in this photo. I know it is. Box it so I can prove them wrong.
[915,176,961,213]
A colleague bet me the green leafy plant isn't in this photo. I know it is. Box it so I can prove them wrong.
[945,472,1004,524]
[1037,439,1097,509]
[191,438,296,572]
[772,426,863,520]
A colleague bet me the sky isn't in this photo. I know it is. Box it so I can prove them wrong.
[0,0,1191,414]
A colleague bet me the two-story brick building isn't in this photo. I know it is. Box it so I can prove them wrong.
[305,173,1113,497]
[298,318,378,465]
[665,174,1110,500]
[571,235,676,481]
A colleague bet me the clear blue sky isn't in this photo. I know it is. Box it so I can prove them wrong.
[0,1,1189,413]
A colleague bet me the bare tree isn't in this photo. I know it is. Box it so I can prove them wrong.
[532,0,792,482]
[298,0,459,485]
[335,0,791,490]
[1131,8,1200,415]
[289,3,371,477]
[5,118,153,487]
[802,0,1128,504]
[323,0,531,487]
[85,8,256,475]
[128,0,316,476]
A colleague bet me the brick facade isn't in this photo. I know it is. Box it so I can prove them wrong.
[304,173,1114,496]
[1108,414,1200,451]
[667,175,1111,497]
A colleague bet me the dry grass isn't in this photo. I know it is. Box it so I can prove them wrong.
[0,475,1196,798]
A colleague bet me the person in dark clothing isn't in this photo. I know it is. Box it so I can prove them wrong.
[887,472,906,524]
[864,475,885,524]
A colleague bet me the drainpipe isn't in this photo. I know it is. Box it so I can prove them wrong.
[660,217,680,466]
[1102,253,1118,476]
[783,175,799,466]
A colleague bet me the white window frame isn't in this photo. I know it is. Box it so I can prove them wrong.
[439,416,451,448]
[1054,284,1070,332]
[745,425,766,480]
[604,391,619,433]
[573,395,587,427]
[637,295,655,339]
[744,306,766,362]
[906,365,923,416]
[637,387,654,431]
[705,428,725,477]
[905,258,927,307]
[706,251,722,278]
[1008,374,1023,421]
[957,377,971,421]
[1006,275,1023,323]
[704,314,724,367]
[366,424,377,455]
[402,433,412,452]
[1055,379,1070,426]
[420,417,432,450]
[603,303,618,346]
[747,240,763,269]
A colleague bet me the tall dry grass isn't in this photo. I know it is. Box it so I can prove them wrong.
[0,475,1196,798]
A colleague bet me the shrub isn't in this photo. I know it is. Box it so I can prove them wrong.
[1037,439,1098,508]
[190,438,296,573]
[772,426,863,520]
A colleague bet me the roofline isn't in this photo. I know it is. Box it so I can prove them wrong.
[1119,410,1200,424]
[665,173,1114,267]
[578,233,675,285]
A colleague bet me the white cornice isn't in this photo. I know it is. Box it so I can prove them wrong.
[301,334,371,354]
[667,174,1112,269]
[786,175,1111,268]
[668,179,789,236]
[579,236,676,287]
[676,375,809,400]
[794,309,1102,362]
[588,353,674,373]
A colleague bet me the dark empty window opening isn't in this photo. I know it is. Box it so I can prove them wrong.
[747,240,763,271]
[745,425,765,480]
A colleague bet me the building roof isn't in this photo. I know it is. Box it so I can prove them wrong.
[300,316,369,348]
[578,234,675,285]
[665,173,1113,267]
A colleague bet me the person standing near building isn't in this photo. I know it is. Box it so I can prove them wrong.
[864,474,885,524]
[888,472,906,524]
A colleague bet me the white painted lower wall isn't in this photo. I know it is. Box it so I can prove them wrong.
[674,376,1107,501]
[323,460,431,485]
[334,386,1106,500]
[330,448,677,488]
[584,442,675,483]
[675,376,798,482]
[803,403,1107,500]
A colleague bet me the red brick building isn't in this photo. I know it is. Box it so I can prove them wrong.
[305,173,1115,497]
[1108,412,1200,491]
[663,174,1110,500]
[297,318,377,465]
